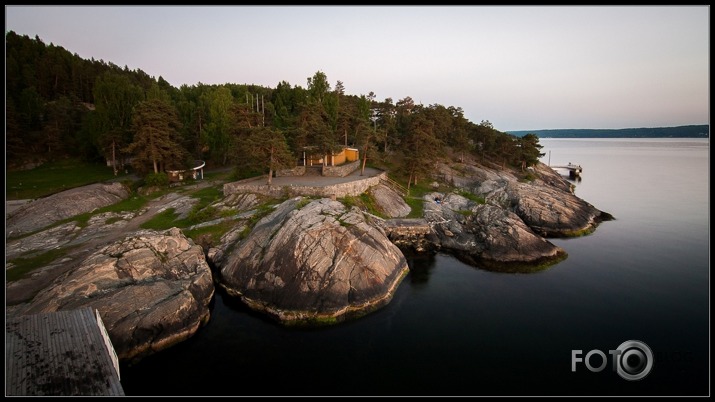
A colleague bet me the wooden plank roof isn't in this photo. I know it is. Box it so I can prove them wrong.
[6,307,124,396]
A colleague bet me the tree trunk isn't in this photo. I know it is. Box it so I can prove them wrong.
[197,113,202,156]
[267,146,274,185]
[112,140,117,176]
[361,145,368,176]
[153,159,158,174]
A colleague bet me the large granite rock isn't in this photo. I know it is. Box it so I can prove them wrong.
[368,184,411,218]
[212,192,261,213]
[421,192,566,271]
[6,182,130,238]
[217,197,409,326]
[14,228,214,363]
[439,161,612,237]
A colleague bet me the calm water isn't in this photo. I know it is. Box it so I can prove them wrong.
[120,138,709,396]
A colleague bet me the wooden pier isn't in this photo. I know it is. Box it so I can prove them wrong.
[550,163,583,179]
[6,307,124,396]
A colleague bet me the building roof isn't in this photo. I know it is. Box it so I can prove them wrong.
[6,307,124,396]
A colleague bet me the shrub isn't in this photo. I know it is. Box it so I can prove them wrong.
[145,172,169,187]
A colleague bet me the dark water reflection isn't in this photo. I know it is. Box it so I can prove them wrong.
[120,139,709,396]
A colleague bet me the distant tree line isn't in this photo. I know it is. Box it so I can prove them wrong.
[508,125,709,138]
[6,31,544,184]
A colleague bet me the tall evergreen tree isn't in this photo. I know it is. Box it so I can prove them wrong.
[402,113,442,189]
[125,98,188,174]
[307,70,330,105]
[93,71,144,174]
[203,86,234,165]
[516,133,545,170]
[238,127,294,185]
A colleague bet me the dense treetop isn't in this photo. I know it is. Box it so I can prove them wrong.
[6,30,544,180]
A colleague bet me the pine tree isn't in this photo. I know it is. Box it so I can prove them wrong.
[125,98,188,174]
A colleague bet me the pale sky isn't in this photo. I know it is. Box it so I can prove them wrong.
[5,5,710,132]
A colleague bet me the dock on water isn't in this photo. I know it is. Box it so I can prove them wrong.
[550,163,583,179]
[6,307,124,396]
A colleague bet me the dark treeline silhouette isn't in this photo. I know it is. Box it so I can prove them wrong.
[508,125,709,138]
[6,31,544,181]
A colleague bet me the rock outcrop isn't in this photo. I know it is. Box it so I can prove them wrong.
[440,161,612,237]
[6,182,130,238]
[420,192,566,272]
[368,184,411,218]
[217,197,409,326]
[14,228,214,363]
[6,211,137,261]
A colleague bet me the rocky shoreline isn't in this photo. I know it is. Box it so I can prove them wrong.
[5,159,612,363]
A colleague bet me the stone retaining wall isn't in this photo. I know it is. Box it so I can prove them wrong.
[322,161,360,177]
[276,166,306,177]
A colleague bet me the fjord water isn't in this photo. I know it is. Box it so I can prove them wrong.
[120,138,709,396]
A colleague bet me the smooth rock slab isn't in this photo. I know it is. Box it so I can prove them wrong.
[6,182,130,238]
[218,198,409,326]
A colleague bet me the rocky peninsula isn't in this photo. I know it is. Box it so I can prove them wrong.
[5,158,612,363]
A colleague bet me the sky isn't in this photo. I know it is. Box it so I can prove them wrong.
[5,5,710,132]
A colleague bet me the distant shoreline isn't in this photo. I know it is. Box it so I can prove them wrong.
[507,124,709,138]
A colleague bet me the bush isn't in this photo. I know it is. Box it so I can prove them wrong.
[145,172,169,187]
[187,205,218,224]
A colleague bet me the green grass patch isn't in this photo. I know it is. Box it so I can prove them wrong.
[295,197,311,209]
[338,194,385,218]
[7,246,76,282]
[188,186,223,204]
[340,195,360,209]
[140,208,179,230]
[405,197,425,218]
[457,209,474,217]
[72,212,93,228]
[6,158,131,200]
[105,216,123,225]
[219,208,239,218]
[359,193,385,218]
[239,225,252,240]
[164,186,226,227]
[519,172,537,183]
[183,220,236,249]
[184,204,219,226]
[456,189,486,204]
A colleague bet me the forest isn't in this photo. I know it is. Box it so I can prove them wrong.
[6,31,544,186]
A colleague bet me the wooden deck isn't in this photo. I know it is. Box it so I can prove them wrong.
[6,307,124,396]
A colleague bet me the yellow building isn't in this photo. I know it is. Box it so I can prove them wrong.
[302,147,359,167]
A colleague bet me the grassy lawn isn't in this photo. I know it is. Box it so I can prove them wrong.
[6,158,131,200]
